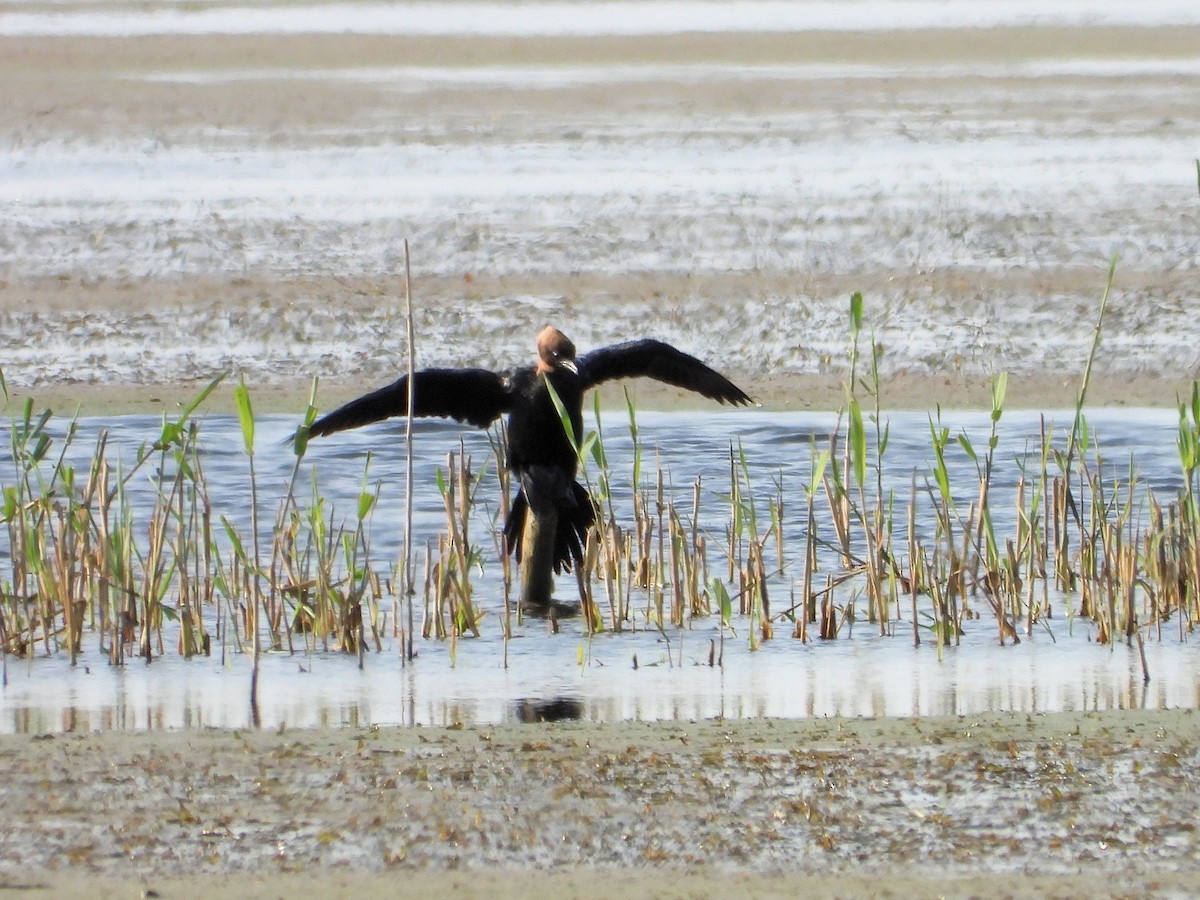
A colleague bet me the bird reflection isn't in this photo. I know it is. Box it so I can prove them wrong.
[513,697,585,723]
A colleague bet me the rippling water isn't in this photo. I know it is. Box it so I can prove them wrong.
[3,407,1198,734]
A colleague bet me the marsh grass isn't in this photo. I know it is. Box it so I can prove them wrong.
[422,443,486,643]
[2,264,1198,675]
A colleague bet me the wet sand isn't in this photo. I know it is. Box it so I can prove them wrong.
[6,370,1196,420]
[3,12,1200,898]
[3,710,1199,898]
[3,23,1199,416]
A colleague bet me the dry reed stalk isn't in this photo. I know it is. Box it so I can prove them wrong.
[906,477,920,646]
[777,503,790,588]
[1188,520,1200,633]
[633,493,651,591]
[601,520,622,630]
[1095,522,1119,645]
[753,539,772,641]
[818,574,837,640]
[430,448,480,638]
[1118,528,1139,640]
[668,505,684,626]
[822,467,854,570]
[400,239,417,663]
[688,477,706,617]
[863,505,889,633]
[1001,539,1020,643]
[654,466,666,625]
[624,532,643,628]
[726,445,741,580]
[924,548,948,657]
[1145,501,1168,638]
[420,538,435,639]
[1078,475,1100,622]
[928,543,956,646]
[433,531,454,639]
[579,528,603,633]
[1015,475,1037,635]
[1052,476,1073,592]
[455,448,481,636]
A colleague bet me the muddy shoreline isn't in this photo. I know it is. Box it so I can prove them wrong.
[4,368,1194,420]
[3,710,1199,897]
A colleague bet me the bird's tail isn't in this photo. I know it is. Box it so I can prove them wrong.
[503,478,595,574]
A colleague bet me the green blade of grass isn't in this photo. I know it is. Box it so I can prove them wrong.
[234,376,255,456]
[991,372,1007,422]
[849,397,867,488]
[545,378,587,467]
[181,370,228,421]
[292,376,320,458]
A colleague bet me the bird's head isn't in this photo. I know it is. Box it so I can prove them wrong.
[536,325,578,375]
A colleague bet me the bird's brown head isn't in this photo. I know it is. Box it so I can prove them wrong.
[535,325,578,375]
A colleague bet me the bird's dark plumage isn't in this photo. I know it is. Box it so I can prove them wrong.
[306,367,511,435]
[305,326,752,574]
[577,339,752,406]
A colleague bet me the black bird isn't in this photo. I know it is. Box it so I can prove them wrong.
[304,325,752,578]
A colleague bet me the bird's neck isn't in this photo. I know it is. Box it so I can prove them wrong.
[537,361,576,379]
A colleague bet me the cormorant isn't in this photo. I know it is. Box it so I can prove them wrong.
[304,326,752,594]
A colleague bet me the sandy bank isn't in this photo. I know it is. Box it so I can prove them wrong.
[3,21,1198,417]
[4,370,1195,420]
[1,710,1198,897]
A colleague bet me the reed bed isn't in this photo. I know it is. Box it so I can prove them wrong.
[2,268,1198,678]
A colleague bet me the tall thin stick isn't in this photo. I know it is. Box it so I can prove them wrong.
[1066,256,1117,473]
[233,376,262,726]
[402,240,417,664]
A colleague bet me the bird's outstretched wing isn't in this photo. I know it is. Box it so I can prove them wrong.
[308,368,514,437]
[576,340,752,405]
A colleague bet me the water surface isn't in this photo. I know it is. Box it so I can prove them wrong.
[3,408,1197,733]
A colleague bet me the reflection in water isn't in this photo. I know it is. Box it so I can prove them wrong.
[4,625,1198,735]
[513,697,586,723]
[2,409,1200,734]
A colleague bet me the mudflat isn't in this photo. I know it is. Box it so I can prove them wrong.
[2,22,1198,416]
[3,11,1200,898]
[3,710,1199,898]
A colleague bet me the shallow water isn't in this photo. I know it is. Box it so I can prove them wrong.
[3,407,1198,734]
[3,2,1200,731]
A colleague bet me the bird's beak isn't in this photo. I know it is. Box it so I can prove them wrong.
[559,359,578,374]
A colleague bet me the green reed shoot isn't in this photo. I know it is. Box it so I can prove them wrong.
[955,373,1015,642]
[232,375,264,720]
[589,392,624,630]
[545,377,607,632]
[433,446,484,638]
[1066,257,1116,475]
